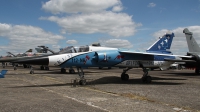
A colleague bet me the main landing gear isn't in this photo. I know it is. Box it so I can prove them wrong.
[141,68,152,83]
[61,68,75,74]
[121,67,132,81]
[2,62,5,68]
[30,66,34,74]
[40,65,49,70]
[13,63,17,70]
[120,67,152,83]
[69,68,75,74]
[61,68,66,73]
[77,67,86,85]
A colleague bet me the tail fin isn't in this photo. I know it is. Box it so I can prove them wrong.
[6,52,16,57]
[38,46,56,54]
[0,70,8,78]
[25,49,32,53]
[183,28,200,53]
[146,32,175,54]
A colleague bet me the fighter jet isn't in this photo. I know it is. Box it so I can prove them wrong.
[165,28,200,74]
[14,32,191,84]
[0,47,48,69]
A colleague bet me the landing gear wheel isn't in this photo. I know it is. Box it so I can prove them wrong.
[142,76,152,83]
[99,67,103,69]
[40,66,44,70]
[45,67,49,70]
[61,68,66,73]
[23,64,27,68]
[69,69,75,74]
[79,79,86,85]
[121,73,129,81]
[14,67,17,70]
[30,70,34,74]
[108,67,111,69]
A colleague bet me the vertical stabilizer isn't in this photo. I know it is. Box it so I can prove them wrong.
[183,28,200,53]
[6,52,16,57]
[146,32,175,54]
[25,49,32,53]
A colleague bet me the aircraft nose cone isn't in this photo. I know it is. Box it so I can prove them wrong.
[13,57,49,65]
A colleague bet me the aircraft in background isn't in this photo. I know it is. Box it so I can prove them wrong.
[14,32,191,84]
[0,47,49,69]
[165,28,200,74]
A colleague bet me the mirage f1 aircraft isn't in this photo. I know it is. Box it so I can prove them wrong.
[14,32,190,84]
[165,28,200,74]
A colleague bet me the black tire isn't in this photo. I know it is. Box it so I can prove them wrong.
[61,68,66,73]
[30,71,34,74]
[79,79,86,85]
[142,76,152,83]
[69,69,75,74]
[40,66,44,70]
[45,67,49,70]
[121,73,129,81]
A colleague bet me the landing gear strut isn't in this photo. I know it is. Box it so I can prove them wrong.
[30,66,34,74]
[141,68,152,83]
[121,67,132,81]
[13,63,17,70]
[2,62,5,68]
[77,67,86,85]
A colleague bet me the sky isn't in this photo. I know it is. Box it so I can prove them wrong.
[0,0,200,55]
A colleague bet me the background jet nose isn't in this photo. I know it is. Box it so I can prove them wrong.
[13,57,49,65]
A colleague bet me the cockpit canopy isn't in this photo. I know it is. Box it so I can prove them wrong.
[59,45,90,53]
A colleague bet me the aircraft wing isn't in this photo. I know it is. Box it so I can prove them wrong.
[119,51,172,56]
[120,51,194,62]
[119,51,192,57]
[164,58,196,62]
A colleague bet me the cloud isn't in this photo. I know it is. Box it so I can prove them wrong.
[112,5,123,12]
[52,45,61,49]
[0,23,64,54]
[152,26,200,55]
[42,0,122,14]
[41,0,141,38]
[66,40,78,44]
[100,39,133,48]
[40,12,141,37]
[148,3,156,8]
